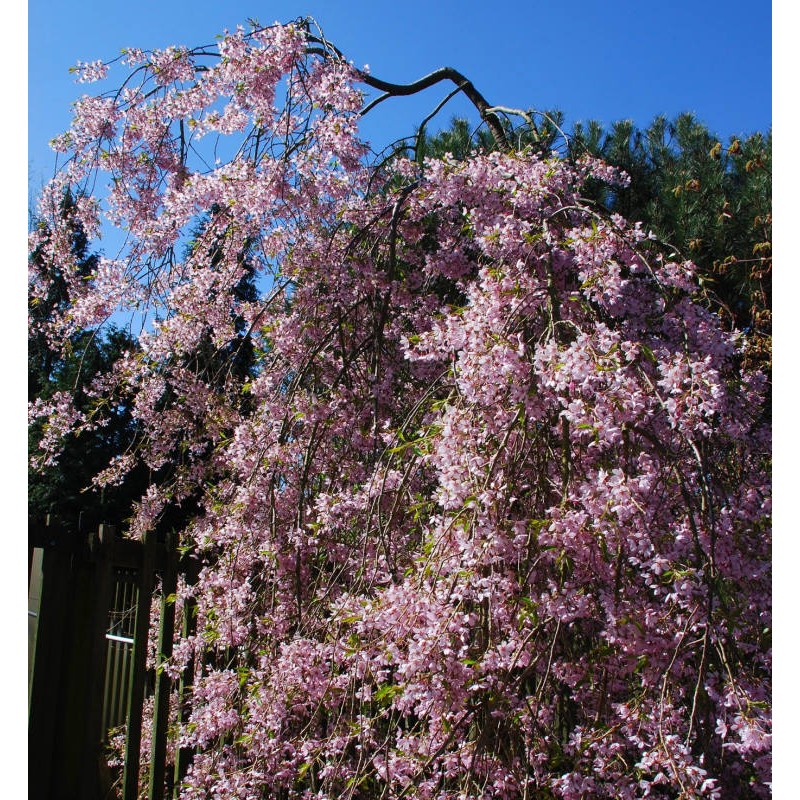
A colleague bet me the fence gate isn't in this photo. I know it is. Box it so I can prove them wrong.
[29,518,197,800]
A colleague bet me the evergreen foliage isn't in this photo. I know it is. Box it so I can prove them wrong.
[29,193,147,526]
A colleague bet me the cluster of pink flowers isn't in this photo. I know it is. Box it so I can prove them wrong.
[31,21,770,799]
[29,391,86,468]
[72,58,109,83]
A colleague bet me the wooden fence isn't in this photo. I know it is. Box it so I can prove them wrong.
[28,518,198,800]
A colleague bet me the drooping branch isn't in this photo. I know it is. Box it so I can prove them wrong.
[303,24,510,150]
[354,67,510,150]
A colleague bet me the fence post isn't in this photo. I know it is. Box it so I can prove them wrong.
[79,524,115,798]
[122,530,156,800]
[28,521,71,800]
[172,595,197,797]
[149,530,178,800]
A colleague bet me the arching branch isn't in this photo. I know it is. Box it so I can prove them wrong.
[354,67,509,151]
[303,26,510,151]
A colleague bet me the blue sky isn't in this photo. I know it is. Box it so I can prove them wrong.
[28,0,772,194]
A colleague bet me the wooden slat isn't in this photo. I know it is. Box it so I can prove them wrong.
[104,574,123,734]
[122,531,156,800]
[103,639,117,734]
[104,568,139,734]
[79,524,115,798]
[28,547,44,706]
[149,531,178,800]
[173,595,197,797]
[28,543,71,800]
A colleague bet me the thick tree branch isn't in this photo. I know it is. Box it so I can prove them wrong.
[304,27,509,150]
[355,67,510,151]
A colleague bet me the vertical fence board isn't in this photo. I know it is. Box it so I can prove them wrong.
[103,639,116,735]
[54,529,110,798]
[28,546,44,706]
[122,531,156,800]
[149,531,178,800]
[104,567,139,735]
[173,593,198,797]
[28,542,71,800]
[79,525,115,798]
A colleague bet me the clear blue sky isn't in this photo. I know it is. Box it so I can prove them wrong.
[28,0,771,194]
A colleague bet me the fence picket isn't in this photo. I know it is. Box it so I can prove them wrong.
[173,594,197,798]
[149,531,178,800]
[122,531,156,800]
